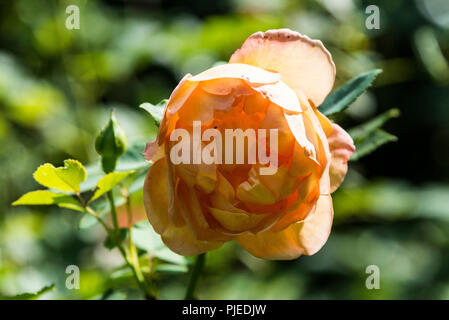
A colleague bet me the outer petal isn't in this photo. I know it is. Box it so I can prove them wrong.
[237,195,333,260]
[295,194,333,255]
[237,221,305,260]
[143,158,170,234]
[188,63,280,85]
[230,29,335,106]
[328,124,355,193]
[143,158,222,255]
[142,74,197,162]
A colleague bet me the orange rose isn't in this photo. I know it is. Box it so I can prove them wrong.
[143,29,355,260]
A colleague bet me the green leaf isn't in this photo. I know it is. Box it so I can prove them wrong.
[131,221,188,266]
[351,129,397,161]
[319,69,382,116]
[348,108,400,161]
[104,228,128,249]
[1,284,55,300]
[139,99,167,126]
[33,159,86,193]
[91,170,135,201]
[12,190,83,211]
[348,108,400,141]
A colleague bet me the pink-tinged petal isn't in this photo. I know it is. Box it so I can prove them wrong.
[143,140,157,162]
[296,194,333,255]
[328,124,355,193]
[188,63,280,85]
[142,140,165,163]
[143,158,222,256]
[230,29,335,106]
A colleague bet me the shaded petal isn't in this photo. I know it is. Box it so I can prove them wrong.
[237,223,305,260]
[237,194,333,259]
[328,124,355,193]
[230,29,335,106]
[143,158,222,255]
[236,166,277,205]
[161,224,223,256]
[143,158,170,234]
[283,112,317,162]
[259,103,295,157]
[208,207,267,233]
[177,180,233,242]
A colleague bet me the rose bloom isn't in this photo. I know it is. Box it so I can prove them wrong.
[143,29,355,260]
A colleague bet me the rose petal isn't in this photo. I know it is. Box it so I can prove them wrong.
[176,180,233,242]
[283,112,318,162]
[237,222,305,260]
[252,80,301,112]
[328,124,355,193]
[295,194,333,255]
[143,158,170,234]
[161,224,223,256]
[230,28,335,106]
[188,63,280,85]
[143,158,222,255]
[208,207,267,233]
[237,194,333,259]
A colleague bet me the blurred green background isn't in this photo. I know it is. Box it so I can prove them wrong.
[1,0,449,299]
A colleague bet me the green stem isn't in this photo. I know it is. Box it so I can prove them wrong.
[107,191,119,231]
[125,192,150,294]
[184,253,206,300]
[83,201,155,299]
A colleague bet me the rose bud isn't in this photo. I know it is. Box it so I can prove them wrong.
[95,110,127,173]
